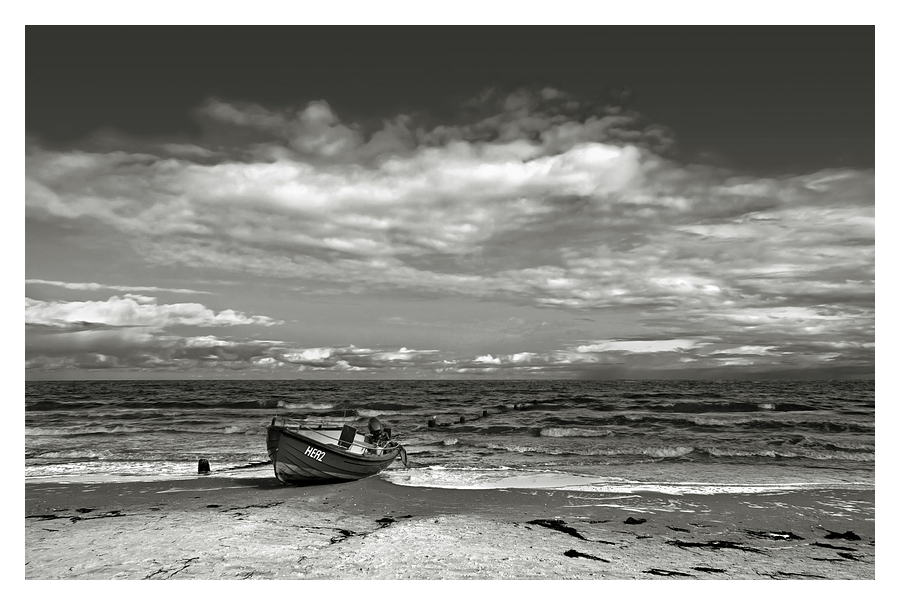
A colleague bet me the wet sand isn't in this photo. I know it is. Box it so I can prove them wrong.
[25,475,874,580]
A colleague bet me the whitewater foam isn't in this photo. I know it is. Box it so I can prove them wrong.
[379,466,873,495]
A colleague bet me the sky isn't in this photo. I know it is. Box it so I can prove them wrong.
[24,24,876,380]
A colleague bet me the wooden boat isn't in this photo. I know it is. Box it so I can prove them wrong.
[266,416,408,484]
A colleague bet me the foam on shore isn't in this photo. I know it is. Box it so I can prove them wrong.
[380,466,874,495]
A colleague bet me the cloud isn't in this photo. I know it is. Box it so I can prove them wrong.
[576,339,699,354]
[25,279,210,295]
[25,87,874,377]
[25,295,281,329]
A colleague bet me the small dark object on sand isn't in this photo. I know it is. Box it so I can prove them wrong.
[668,539,763,554]
[824,530,861,541]
[198,458,210,474]
[644,568,693,577]
[624,517,647,525]
[527,519,589,541]
[330,529,356,544]
[564,549,609,562]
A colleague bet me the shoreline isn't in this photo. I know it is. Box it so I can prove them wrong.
[25,475,874,580]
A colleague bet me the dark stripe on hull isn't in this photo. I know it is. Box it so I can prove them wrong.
[267,426,399,484]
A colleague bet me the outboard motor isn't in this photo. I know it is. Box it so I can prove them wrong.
[368,417,392,444]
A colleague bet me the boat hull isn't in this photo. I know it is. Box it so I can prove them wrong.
[266,424,400,484]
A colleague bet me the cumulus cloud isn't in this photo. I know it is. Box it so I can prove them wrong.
[25,295,281,329]
[25,87,874,377]
[577,339,699,354]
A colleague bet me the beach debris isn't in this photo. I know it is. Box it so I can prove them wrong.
[624,517,647,525]
[564,549,609,563]
[745,530,803,541]
[26,514,67,521]
[527,519,589,541]
[198,458,210,474]
[69,510,126,523]
[25,510,128,523]
[667,539,764,554]
[811,542,865,561]
[643,568,693,577]
[375,515,412,528]
[692,566,726,574]
[330,529,358,544]
[824,529,861,541]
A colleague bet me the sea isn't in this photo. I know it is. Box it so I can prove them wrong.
[25,380,875,497]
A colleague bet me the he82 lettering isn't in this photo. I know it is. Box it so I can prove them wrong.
[304,446,326,462]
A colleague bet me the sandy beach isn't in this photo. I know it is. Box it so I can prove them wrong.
[25,474,874,580]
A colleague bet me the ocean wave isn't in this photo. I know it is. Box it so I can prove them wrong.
[26,398,295,411]
[33,449,116,459]
[27,424,269,437]
[26,425,147,435]
[25,427,75,436]
[484,442,545,454]
[599,413,873,434]
[484,442,695,458]
[789,436,875,453]
[590,446,695,458]
[802,450,876,462]
[279,402,338,410]
[700,447,874,462]
[690,416,753,427]
[352,408,424,418]
[540,427,613,438]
